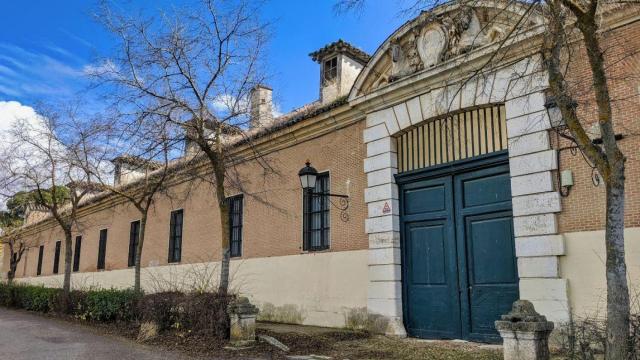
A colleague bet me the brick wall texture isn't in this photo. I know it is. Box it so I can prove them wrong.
[556,19,640,233]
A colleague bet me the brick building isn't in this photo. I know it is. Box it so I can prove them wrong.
[3,1,640,342]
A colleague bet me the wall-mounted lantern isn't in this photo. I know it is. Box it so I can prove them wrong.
[298,161,350,221]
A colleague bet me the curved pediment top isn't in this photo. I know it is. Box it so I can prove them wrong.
[348,0,545,101]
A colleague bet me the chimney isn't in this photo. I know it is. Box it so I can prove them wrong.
[309,39,370,104]
[112,156,160,186]
[24,204,49,226]
[250,85,273,129]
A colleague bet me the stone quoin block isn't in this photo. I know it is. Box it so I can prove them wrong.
[506,71,549,101]
[512,192,562,217]
[368,264,402,282]
[368,199,399,218]
[509,150,557,177]
[368,246,401,265]
[406,96,423,125]
[366,107,395,128]
[363,123,390,143]
[368,231,401,248]
[515,235,565,257]
[367,298,403,317]
[517,256,560,278]
[393,103,411,131]
[507,111,552,138]
[365,215,400,234]
[368,280,402,300]
[367,167,397,187]
[513,213,558,237]
[364,152,397,173]
[505,92,546,119]
[508,131,551,157]
[510,172,555,197]
[367,137,397,157]
[364,183,399,203]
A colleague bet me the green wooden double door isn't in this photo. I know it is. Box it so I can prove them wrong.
[398,155,518,343]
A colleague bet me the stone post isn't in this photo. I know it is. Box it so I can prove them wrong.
[495,300,554,360]
[227,297,259,348]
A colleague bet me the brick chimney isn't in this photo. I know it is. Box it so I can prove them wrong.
[249,85,273,129]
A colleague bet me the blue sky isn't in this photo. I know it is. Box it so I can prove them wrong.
[0,0,410,114]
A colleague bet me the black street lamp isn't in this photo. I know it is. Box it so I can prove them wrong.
[298,160,350,221]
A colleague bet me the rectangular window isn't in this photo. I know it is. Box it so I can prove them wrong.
[128,221,140,267]
[97,229,108,270]
[37,245,44,276]
[228,195,244,258]
[168,210,183,263]
[323,57,338,84]
[303,173,330,251]
[52,241,61,274]
[73,236,82,272]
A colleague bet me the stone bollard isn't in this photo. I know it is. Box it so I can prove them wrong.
[495,300,554,360]
[227,297,259,348]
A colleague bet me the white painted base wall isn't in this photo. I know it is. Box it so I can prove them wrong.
[561,227,640,319]
[16,250,369,328]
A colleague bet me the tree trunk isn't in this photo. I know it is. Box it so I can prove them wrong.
[134,212,147,293]
[213,158,231,295]
[605,163,630,360]
[62,228,73,308]
[8,261,16,284]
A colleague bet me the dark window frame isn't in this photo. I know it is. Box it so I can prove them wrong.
[323,57,338,84]
[37,245,44,276]
[52,241,61,274]
[303,172,330,251]
[168,209,183,263]
[128,220,141,267]
[97,229,108,270]
[228,195,244,258]
[73,235,82,272]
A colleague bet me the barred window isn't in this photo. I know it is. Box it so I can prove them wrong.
[128,221,140,267]
[73,236,82,272]
[323,57,338,84]
[303,173,330,251]
[228,195,244,258]
[53,240,61,274]
[97,229,108,270]
[168,210,183,263]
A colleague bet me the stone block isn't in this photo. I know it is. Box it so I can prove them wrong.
[507,71,548,101]
[368,264,401,282]
[512,192,561,216]
[367,137,396,157]
[508,131,550,157]
[368,247,401,266]
[460,78,478,108]
[406,96,423,125]
[365,215,400,233]
[367,168,397,187]
[393,103,411,131]
[515,235,565,257]
[368,280,402,299]
[364,152,397,173]
[419,91,435,121]
[505,92,546,119]
[513,213,557,237]
[366,107,394,128]
[496,300,554,360]
[364,183,398,203]
[506,111,551,138]
[368,231,401,248]
[509,150,557,177]
[476,72,495,105]
[518,256,559,278]
[520,278,569,302]
[368,199,399,217]
[228,297,259,347]
[367,298,403,317]
[363,123,390,143]
[511,172,555,197]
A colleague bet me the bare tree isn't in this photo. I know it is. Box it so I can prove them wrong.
[84,115,176,293]
[336,0,636,357]
[0,104,99,302]
[91,0,270,295]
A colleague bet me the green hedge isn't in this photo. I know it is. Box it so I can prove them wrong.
[0,283,140,321]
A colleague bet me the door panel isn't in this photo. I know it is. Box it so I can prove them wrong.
[402,176,461,339]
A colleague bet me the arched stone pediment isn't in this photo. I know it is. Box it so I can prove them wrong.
[349,0,544,100]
